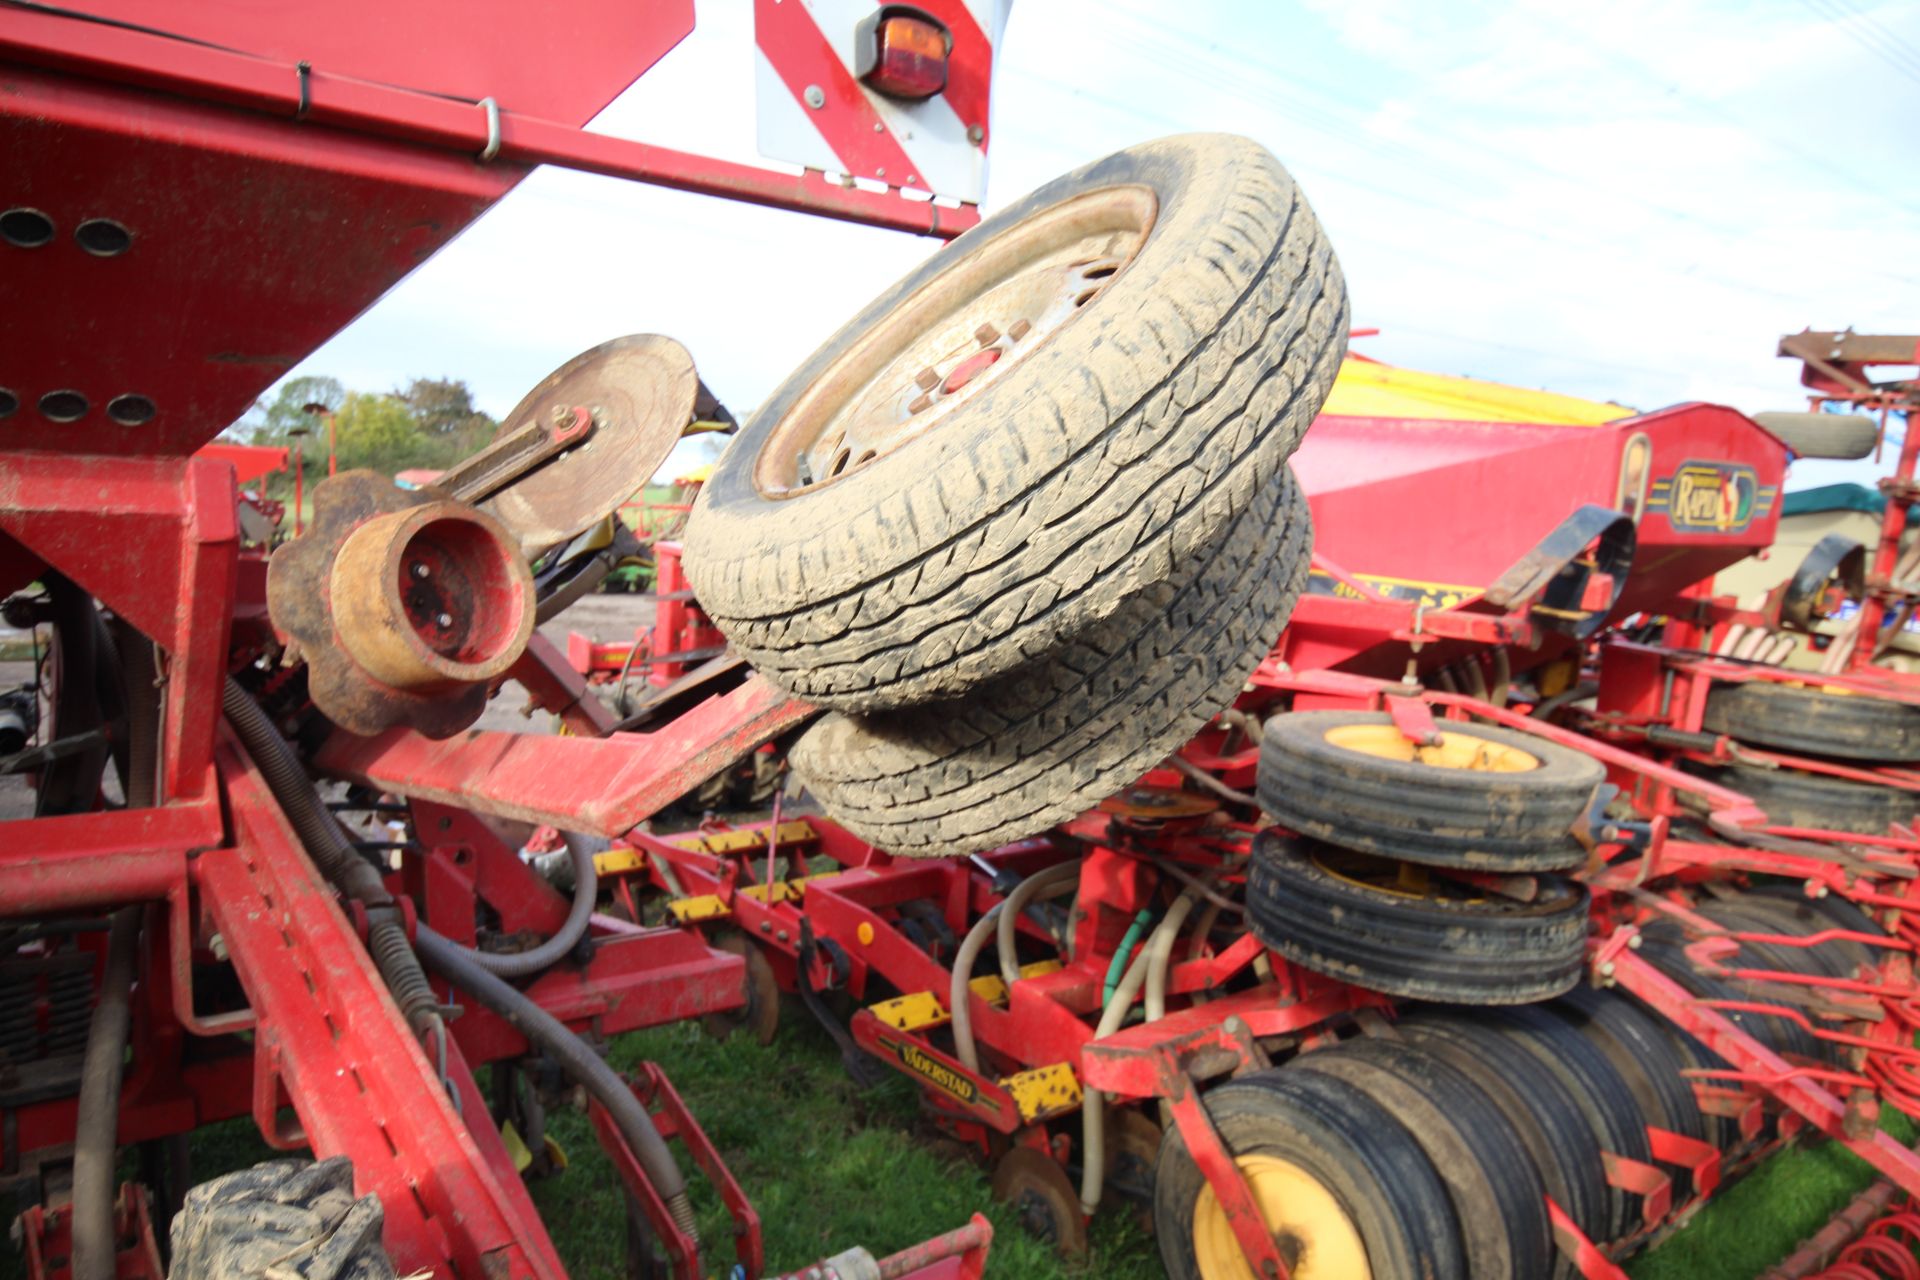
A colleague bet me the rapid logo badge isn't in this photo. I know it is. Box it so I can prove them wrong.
[1647,460,1776,534]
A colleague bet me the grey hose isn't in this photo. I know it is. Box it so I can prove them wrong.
[74,627,160,1280]
[452,831,597,978]
[72,905,139,1280]
[1080,886,1202,1216]
[995,861,1081,990]
[1144,884,1208,1023]
[415,925,697,1242]
[950,903,1005,1074]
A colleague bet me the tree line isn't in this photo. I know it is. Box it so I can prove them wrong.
[233,375,499,493]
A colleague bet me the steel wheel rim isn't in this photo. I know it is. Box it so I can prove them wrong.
[1191,1154,1370,1280]
[752,185,1157,498]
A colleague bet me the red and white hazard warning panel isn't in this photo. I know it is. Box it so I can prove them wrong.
[754,0,1009,207]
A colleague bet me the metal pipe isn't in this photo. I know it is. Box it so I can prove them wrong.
[414,926,696,1241]
[71,905,140,1280]
[994,861,1080,991]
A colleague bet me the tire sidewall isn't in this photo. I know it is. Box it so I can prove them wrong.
[687,134,1275,584]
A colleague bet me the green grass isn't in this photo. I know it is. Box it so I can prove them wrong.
[7,1009,1910,1279]
[1629,1110,1916,1279]
[530,1012,1158,1278]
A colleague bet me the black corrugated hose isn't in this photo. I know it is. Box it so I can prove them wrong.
[219,679,696,1243]
[413,926,697,1239]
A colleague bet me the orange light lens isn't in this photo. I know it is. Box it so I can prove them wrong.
[865,15,948,100]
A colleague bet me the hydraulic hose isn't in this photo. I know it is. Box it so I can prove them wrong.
[221,680,437,1034]
[994,861,1081,991]
[447,831,597,978]
[223,680,697,1245]
[74,626,159,1280]
[414,925,697,1242]
[1080,886,1202,1216]
[72,906,140,1280]
[949,903,1004,1075]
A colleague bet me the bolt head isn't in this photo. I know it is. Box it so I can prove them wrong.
[967,123,985,144]
[804,84,825,109]
[412,561,430,579]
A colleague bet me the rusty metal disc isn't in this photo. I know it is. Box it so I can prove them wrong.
[991,1145,1088,1258]
[481,335,699,555]
[1097,787,1219,822]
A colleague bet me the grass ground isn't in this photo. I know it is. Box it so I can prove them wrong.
[5,1009,1906,1280]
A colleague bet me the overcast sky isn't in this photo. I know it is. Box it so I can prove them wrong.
[274,0,1919,489]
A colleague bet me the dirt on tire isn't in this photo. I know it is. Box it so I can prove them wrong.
[684,133,1347,712]
[790,466,1310,857]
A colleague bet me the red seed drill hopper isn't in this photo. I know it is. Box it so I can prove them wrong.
[0,3,1007,1278]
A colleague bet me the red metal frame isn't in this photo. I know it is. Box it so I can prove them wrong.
[0,4,999,1276]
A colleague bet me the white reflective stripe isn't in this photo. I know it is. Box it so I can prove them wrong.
[752,0,1000,202]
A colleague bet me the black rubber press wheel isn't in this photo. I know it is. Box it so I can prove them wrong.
[683,133,1348,711]
[1688,760,1917,835]
[170,1158,395,1280]
[1701,682,1920,763]
[1257,710,1602,870]
[1290,1037,1552,1280]
[1246,834,1588,1004]
[1395,1017,1609,1274]
[1154,1069,1464,1280]
[790,469,1308,857]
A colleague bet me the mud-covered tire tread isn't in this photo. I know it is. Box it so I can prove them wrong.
[1291,1037,1552,1279]
[169,1157,394,1280]
[1245,834,1588,1004]
[1153,1069,1465,1280]
[1397,1017,1609,1270]
[1744,882,1886,970]
[1688,760,1917,834]
[686,134,1348,710]
[790,470,1309,857]
[1752,412,1879,461]
[1701,683,1920,762]
[1256,711,1602,869]
[1636,935,1821,1064]
[1554,985,1706,1143]
[1465,1005,1652,1244]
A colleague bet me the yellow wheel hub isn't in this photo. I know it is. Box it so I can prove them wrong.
[1192,1155,1370,1280]
[1326,723,1539,772]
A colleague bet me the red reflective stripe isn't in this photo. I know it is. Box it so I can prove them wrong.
[914,0,994,148]
[754,0,921,182]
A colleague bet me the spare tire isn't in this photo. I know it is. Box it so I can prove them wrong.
[170,1157,394,1280]
[1245,834,1589,1004]
[791,467,1309,857]
[1257,710,1602,870]
[1701,682,1920,762]
[1753,411,1879,461]
[683,133,1348,711]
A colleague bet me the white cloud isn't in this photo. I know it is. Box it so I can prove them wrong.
[262,0,1920,490]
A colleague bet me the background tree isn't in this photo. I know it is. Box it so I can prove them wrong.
[238,375,345,448]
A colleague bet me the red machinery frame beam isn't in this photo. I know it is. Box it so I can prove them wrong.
[0,453,236,801]
[204,730,566,1279]
[314,675,814,836]
[0,7,977,239]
